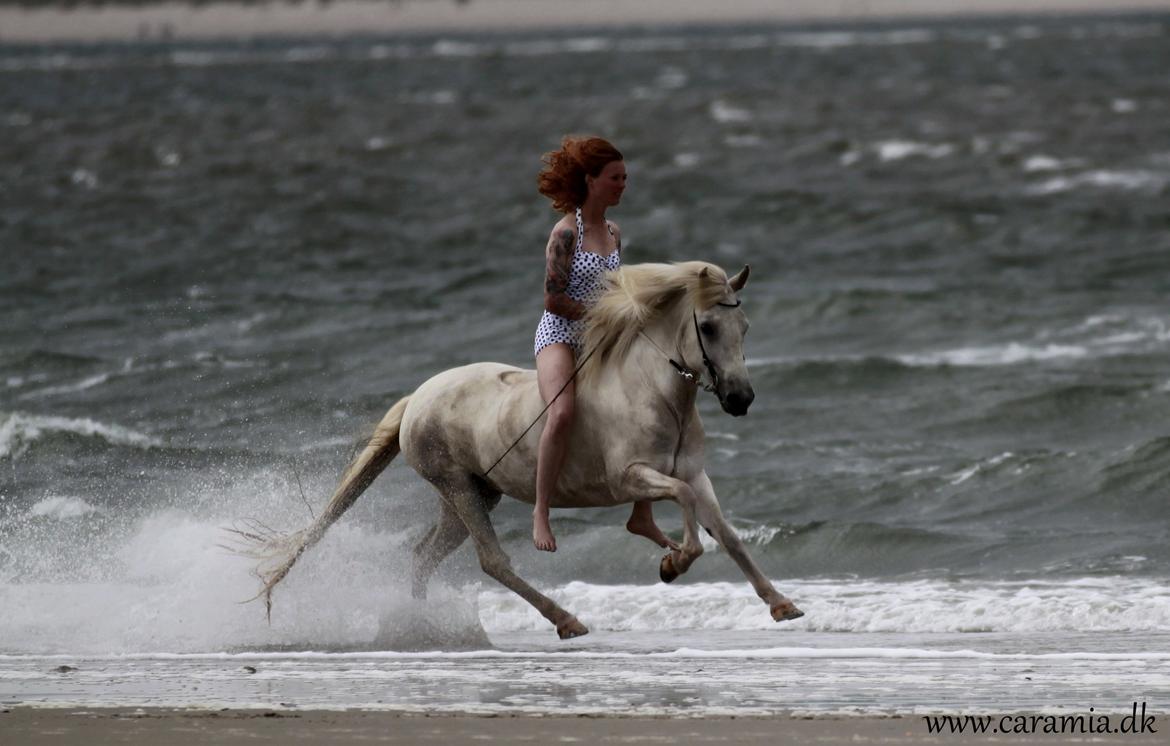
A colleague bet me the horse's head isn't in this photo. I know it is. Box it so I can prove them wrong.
[694,265,754,417]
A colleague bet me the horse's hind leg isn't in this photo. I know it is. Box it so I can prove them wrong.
[411,499,470,600]
[441,472,588,639]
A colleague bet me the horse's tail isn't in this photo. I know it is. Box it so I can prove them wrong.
[248,395,411,620]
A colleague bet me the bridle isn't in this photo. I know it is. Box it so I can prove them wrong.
[646,299,742,394]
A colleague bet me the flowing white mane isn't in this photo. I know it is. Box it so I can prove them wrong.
[580,261,731,379]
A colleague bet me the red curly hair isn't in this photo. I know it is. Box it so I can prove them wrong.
[537,136,624,213]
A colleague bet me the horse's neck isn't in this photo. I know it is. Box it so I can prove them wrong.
[600,312,701,419]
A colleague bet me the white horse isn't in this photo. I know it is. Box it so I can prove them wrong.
[249,261,803,638]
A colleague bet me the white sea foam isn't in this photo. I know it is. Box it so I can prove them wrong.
[655,67,688,90]
[947,452,1015,485]
[1022,155,1069,173]
[897,343,1088,367]
[505,37,613,56]
[1027,169,1168,195]
[709,100,752,124]
[19,373,111,399]
[431,40,482,57]
[756,313,1170,370]
[480,578,1170,635]
[875,140,955,162]
[0,494,490,655]
[6,489,1170,656]
[0,28,954,75]
[70,168,98,189]
[3,645,1167,663]
[0,24,991,77]
[0,412,161,460]
[776,29,936,49]
[9,571,1166,656]
[27,497,100,520]
[900,314,1170,368]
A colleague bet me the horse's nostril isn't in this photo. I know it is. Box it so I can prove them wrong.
[726,391,753,413]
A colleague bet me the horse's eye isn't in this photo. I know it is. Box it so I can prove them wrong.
[700,322,715,337]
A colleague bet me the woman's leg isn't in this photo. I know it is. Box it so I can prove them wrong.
[534,343,577,552]
[626,500,679,550]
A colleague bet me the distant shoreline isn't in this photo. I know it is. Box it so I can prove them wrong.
[2,0,1170,43]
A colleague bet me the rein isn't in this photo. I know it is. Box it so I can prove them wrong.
[483,347,595,477]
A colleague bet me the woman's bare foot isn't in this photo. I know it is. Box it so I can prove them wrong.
[626,502,679,550]
[533,507,557,552]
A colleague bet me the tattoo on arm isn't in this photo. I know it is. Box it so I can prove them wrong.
[544,228,586,320]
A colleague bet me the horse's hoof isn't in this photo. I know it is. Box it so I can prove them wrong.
[659,553,679,584]
[557,617,589,639]
[771,599,804,622]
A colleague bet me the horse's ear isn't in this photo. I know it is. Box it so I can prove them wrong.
[729,264,751,292]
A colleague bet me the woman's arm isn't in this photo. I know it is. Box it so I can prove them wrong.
[544,225,586,320]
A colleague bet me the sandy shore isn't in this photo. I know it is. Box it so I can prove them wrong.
[0,708,1165,745]
[2,0,1170,43]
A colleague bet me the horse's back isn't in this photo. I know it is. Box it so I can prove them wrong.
[400,362,541,482]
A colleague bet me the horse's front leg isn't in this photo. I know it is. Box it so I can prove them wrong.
[689,471,804,622]
[621,464,704,579]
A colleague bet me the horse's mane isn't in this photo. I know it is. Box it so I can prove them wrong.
[580,261,730,382]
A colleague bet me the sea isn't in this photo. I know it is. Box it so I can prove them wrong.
[2,12,1169,717]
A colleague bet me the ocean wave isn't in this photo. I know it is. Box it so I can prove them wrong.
[1026,169,1168,195]
[0,25,948,75]
[17,372,112,399]
[894,314,1170,368]
[897,342,1088,367]
[26,497,101,521]
[1021,154,1083,173]
[776,29,937,49]
[1099,437,1170,496]
[479,578,1170,635]
[709,100,752,124]
[2,488,1168,655]
[0,18,1159,75]
[4,645,1167,663]
[875,140,956,162]
[0,412,161,460]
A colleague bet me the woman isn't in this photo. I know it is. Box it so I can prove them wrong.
[532,135,677,553]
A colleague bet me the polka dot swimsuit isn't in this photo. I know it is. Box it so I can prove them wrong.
[534,207,621,357]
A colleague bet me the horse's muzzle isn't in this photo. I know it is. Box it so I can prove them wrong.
[722,389,754,417]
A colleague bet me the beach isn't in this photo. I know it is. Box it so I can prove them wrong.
[4,708,1167,744]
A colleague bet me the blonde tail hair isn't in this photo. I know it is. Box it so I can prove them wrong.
[237,395,411,620]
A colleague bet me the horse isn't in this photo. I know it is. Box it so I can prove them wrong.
[246,261,804,638]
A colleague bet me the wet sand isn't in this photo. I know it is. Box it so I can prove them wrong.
[2,708,1166,745]
[3,0,1170,42]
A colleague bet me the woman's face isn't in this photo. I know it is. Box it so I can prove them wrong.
[588,160,627,206]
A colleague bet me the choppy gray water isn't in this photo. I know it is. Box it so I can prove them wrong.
[2,15,1170,711]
